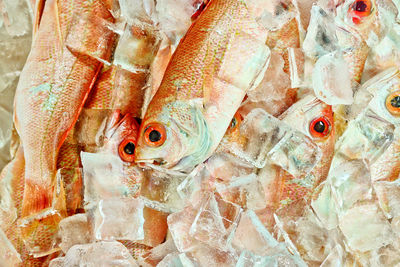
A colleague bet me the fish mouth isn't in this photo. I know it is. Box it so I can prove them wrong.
[135,158,165,168]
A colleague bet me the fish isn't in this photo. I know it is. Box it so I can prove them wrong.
[312,68,400,232]
[13,0,117,256]
[134,0,270,173]
[333,0,382,138]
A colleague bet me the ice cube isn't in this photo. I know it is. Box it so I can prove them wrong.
[81,152,142,209]
[246,52,292,117]
[288,48,305,88]
[153,0,200,44]
[113,24,159,72]
[65,11,117,65]
[189,243,238,267]
[374,180,400,219]
[320,245,344,267]
[168,205,200,253]
[231,210,279,256]
[190,193,242,251]
[140,168,187,212]
[138,238,177,266]
[230,109,289,168]
[177,164,210,206]
[312,51,353,105]
[328,157,373,211]
[215,173,267,210]
[335,109,394,165]
[62,241,139,266]
[268,130,321,179]
[93,197,144,241]
[303,6,338,59]
[338,203,393,252]
[119,0,155,23]
[311,182,339,230]
[59,213,93,253]
[157,252,198,267]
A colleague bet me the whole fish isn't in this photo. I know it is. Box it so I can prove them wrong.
[250,96,335,221]
[333,0,382,138]
[13,0,117,256]
[134,0,270,173]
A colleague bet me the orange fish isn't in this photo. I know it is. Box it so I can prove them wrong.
[13,0,117,256]
[135,0,270,173]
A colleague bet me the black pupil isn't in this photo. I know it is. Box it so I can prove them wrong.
[149,130,161,142]
[230,118,237,128]
[124,142,135,155]
[354,1,367,12]
[391,96,400,108]
[313,120,326,133]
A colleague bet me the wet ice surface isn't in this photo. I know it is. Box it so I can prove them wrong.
[50,241,139,267]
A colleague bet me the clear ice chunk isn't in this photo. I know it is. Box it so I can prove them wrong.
[215,173,267,210]
[140,168,187,212]
[338,203,393,252]
[374,180,400,219]
[334,109,394,165]
[312,51,353,105]
[81,152,142,209]
[189,243,238,267]
[320,245,344,267]
[113,24,159,72]
[288,48,305,88]
[190,193,242,251]
[303,6,338,59]
[231,210,279,256]
[93,197,144,241]
[246,52,291,117]
[61,241,139,266]
[167,205,200,253]
[157,252,198,267]
[119,0,155,23]
[59,213,93,253]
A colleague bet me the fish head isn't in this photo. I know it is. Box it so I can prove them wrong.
[280,95,335,182]
[102,110,140,163]
[335,0,386,42]
[135,100,212,173]
[365,68,400,125]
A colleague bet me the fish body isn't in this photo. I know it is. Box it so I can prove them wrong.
[13,0,117,256]
[259,96,335,214]
[135,0,270,172]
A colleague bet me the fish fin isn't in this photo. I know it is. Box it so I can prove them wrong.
[19,171,67,256]
[32,0,46,37]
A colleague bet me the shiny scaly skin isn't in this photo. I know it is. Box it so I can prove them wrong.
[13,0,116,255]
[0,149,59,266]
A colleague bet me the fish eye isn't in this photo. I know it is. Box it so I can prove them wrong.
[227,112,242,134]
[144,123,166,147]
[385,91,400,116]
[348,0,372,24]
[118,138,136,162]
[309,116,331,138]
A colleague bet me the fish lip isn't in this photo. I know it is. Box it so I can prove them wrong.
[135,158,165,168]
